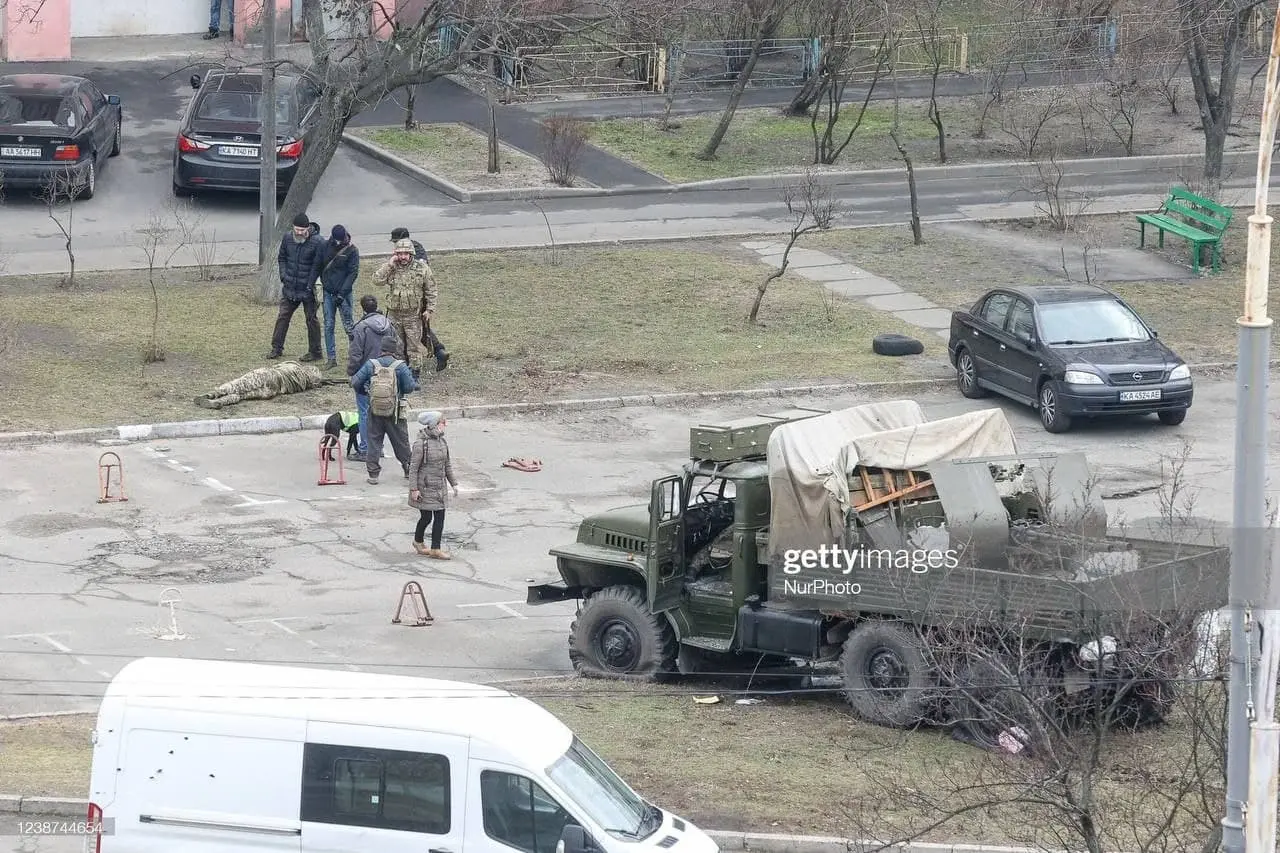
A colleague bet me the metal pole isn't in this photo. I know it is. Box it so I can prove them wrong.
[1247,609,1280,853]
[1230,7,1280,853]
[257,0,278,267]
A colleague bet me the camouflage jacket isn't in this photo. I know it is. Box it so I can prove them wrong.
[373,257,437,314]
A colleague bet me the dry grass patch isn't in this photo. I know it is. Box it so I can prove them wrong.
[351,123,584,190]
[0,241,945,432]
[0,714,93,798]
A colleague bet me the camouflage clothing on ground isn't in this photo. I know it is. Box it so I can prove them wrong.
[194,361,325,409]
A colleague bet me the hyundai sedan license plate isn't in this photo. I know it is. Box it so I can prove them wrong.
[1119,389,1161,402]
[221,145,259,157]
[0,146,41,158]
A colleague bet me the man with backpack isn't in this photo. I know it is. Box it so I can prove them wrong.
[349,331,418,485]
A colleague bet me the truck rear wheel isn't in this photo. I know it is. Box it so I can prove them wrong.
[840,621,934,728]
[569,586,678,681]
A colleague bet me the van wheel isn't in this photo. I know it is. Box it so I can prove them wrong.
[840,621,935,728]
[569,585,678,682]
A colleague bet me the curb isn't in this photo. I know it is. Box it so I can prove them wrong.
[341,132,629,203]
[342,126,1252,202]
[0,795,1065,853]
[0,362,1254,448]
[0,379,959,448]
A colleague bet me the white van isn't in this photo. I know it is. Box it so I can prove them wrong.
[85,657,720,853]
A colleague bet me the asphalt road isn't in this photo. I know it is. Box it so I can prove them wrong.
[2,60,1278,275]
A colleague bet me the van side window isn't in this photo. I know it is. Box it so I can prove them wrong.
[481,770,576,853]
[301,743,450,834]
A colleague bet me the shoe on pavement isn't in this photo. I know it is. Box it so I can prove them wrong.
[428,549,451,560]
[202,28,219,39]
[413,541,431,556]
[367,476,378,485]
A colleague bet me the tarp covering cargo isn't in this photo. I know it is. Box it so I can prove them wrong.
[765,401,927,561]
[766,406,1021,560]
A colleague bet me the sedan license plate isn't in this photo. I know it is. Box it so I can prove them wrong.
[0,146,41,158]
[221,145,259,157]
[1119,389,1161,402]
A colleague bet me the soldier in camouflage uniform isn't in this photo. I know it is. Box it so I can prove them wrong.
[372,237,437,379]
[193,361,327,410]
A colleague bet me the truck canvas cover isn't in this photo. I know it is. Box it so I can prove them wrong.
[765,404,1019,561]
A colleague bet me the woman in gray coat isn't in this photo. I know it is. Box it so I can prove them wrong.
[409,410,458,559]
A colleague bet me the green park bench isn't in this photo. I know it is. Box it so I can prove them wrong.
[1135,186,1233,275]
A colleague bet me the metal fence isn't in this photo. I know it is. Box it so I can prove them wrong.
[454,6,1277,100]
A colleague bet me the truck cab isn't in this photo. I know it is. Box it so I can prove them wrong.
[526,409,824,678]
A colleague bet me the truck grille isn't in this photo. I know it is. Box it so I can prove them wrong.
[603,533,646,553]
[1109,369,1165,384]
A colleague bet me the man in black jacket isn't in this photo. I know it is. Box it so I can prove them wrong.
[268,213,325,361]
[320,224,360,370]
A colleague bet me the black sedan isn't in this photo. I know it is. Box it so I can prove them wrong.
[173,69,321,198]
[0,73,122,200]
[947,284,1192,433]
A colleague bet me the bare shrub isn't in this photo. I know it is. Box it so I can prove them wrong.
[1021,147,1093,231]
[748,169,838,324]
[999,87,1072,159]
[541,114,590,187]
[41,167,87,290]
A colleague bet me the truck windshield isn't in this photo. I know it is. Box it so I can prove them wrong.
[546,737,657,840]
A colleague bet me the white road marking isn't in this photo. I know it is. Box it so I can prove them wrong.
[457,600,528,619]
[203,477,234,492]
[97,670,113,679]
[232,496,288,507]
[233,618,361,672]
[179,465,194,473]
[7,632,74,653]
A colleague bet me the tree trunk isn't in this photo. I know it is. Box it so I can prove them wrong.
[698,26,769,161]
[1184,6,1247,187]
[785,73,825,117]
[891,128,923,245]
[488,100,500,174]
[404,86,417,130]
[660,41,688,131]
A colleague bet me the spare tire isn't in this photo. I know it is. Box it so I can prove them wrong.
[873,333,924,357]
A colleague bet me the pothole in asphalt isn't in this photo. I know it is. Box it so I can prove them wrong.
[562,413,655,442]
[7,512,131,538]
[79,533,270,583]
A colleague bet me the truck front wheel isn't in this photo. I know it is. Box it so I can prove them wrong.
[569,586,679,681]
[840,621,935,728]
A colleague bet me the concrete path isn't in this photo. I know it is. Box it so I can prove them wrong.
[739,241,955,341]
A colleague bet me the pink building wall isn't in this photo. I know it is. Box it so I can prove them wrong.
[3,0,72,61]
[234,0,292,45]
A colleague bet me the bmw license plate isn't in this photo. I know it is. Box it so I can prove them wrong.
[1119,389,1161,402]
[0,146,41,157]
[221,145,259,157]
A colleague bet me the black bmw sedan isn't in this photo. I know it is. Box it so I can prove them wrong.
[0,73,122,200]
[947,284,1193,433]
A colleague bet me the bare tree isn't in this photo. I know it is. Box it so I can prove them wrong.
[748,170,837,324]
[810,28,896,165]
[784,0,867,117]
[908,0,950,163]
[134,210,188,367]
[1000,86,1072,159]
[265,0,592,293]
[1179,0,1270,184]
[697,0,793,161]
[889,126,923,244]
[1021,146,1094,230]
[41,168,88,290]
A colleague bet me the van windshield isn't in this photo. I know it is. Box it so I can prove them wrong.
[546,737,658,841]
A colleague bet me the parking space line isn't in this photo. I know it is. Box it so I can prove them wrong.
[203,477,235,492]
[457,601,528,619]
[5,632,108,676]
[233,617,361,672]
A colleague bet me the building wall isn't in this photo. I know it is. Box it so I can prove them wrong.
[71,0,211,37]
[4,0,72,60]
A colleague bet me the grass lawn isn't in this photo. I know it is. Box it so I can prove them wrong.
[0,240,945,432]
[585,106,937,183]
[0,677,1217,848]
[349,123,565,190]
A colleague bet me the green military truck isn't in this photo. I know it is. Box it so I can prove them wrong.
[526,402,1228,735]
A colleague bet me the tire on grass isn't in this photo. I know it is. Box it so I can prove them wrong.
[872,333,924,357]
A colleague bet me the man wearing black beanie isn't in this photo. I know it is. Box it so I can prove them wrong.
[268,213,326,361]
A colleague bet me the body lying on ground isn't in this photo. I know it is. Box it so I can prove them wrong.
[194,362,328,410]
